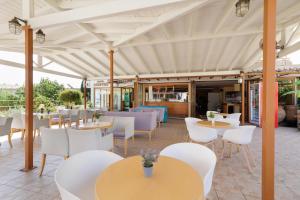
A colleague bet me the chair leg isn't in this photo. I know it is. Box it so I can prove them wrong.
[211,141,215,152]
[246,145,256,167]
[39,154,47,177]
[21,129,25,140]
[148,131,152,142]
[124,139,128,157]
[241,146,253,173]
[229,143,233,158]
[8,133,13,148]
[33,129,36,141]
[221,141,227,159]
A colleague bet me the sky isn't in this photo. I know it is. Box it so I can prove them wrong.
[0,51,82,88]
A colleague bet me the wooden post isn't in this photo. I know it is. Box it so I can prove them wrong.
[134,76,139,108]
[262,0,276,200]
[248,80,251,123]
[84,78,87,110]
[23,25,34,171]
[109,50,114,111]
[241,73,245,125]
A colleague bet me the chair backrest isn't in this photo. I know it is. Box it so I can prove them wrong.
[188,123,218,143]
[0,117,13,136]
[70,109,80,116]
[105,111,156,131]
[160,143,217,197]
[112,117,135,139]
[223,125,256,144]
[55,150,123,200]
[67,128,103,156]
[184,117,201,132]
[40,127,69,156]
[227,113,241,121]
[11,113,25,129]
[33,116,49,129]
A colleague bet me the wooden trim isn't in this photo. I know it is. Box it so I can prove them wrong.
[84,78,87,110]
[241,73,245,125]
[262,1,276,199]
[248,80,251,123]
[109,50,114,111]
[23,25,34,171]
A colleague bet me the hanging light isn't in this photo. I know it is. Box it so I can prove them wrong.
[259,39,284,50]
[36,29,46,44]
[8,17,24,35]
[235,0,250,17]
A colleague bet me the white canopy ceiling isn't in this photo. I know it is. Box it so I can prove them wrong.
[0,0,300,79]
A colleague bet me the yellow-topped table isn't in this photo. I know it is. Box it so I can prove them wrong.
[95,156,204,200]
[78,121,112,130]
[197,120,232,128]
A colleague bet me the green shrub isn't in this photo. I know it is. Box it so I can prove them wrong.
[59,89,82,108]
[34,95,55,112]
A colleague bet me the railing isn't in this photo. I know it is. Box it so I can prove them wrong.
[0,100,25,111]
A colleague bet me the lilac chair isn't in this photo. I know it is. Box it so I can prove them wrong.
[104,112,156,141]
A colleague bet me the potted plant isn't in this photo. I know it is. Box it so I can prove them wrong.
[208,111,216,125]
[94,112,102,123]
[140,149,158,177]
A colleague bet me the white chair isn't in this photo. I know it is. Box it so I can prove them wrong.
[59,109,71,127]
[221,125,256,173]
[33,115,50,140]
[224,113,241,127]
[160,143,217,197]
[185,117,218,151]
[69,109,81,128]
[83,109,94,123]
[110,116,135,156]
[67,128,113,156]
[55,150,123,200]
[11,113,25,140]
[39,127,69,176]
[185,117,201,132]
[0,117,13,148]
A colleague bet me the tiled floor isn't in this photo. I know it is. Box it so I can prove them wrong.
[0,119,299,200]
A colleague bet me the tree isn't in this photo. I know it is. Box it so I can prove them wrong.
[59,89,82,108]
[34,78,64,105]
[80,80,91,100]
[34,95,55,112]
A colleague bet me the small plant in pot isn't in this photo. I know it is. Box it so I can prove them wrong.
[94,112,102,123]
[140,149,158,177]
[208,111,216,125]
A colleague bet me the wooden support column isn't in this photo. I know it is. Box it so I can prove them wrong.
[84,78,87,110]
[23,25,34,171]
[262,1,276,200]
[241,73,245,125]
[134,76,139,108]
[109,50,114,111]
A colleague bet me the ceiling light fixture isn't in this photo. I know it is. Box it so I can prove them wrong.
[235,0,250,17]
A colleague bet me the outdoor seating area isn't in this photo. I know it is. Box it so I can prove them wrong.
[0,0,300,200]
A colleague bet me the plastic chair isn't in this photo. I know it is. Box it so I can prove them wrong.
[39,127,69,176]
[185,117,218,151]
[221,125,256,173]
[55,150,123,200]
[160,143,217,197]
[0,117,13,148]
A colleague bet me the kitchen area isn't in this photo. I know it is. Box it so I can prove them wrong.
[195,80,242,118]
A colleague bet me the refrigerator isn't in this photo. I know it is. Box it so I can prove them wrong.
[249,82,278,127]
